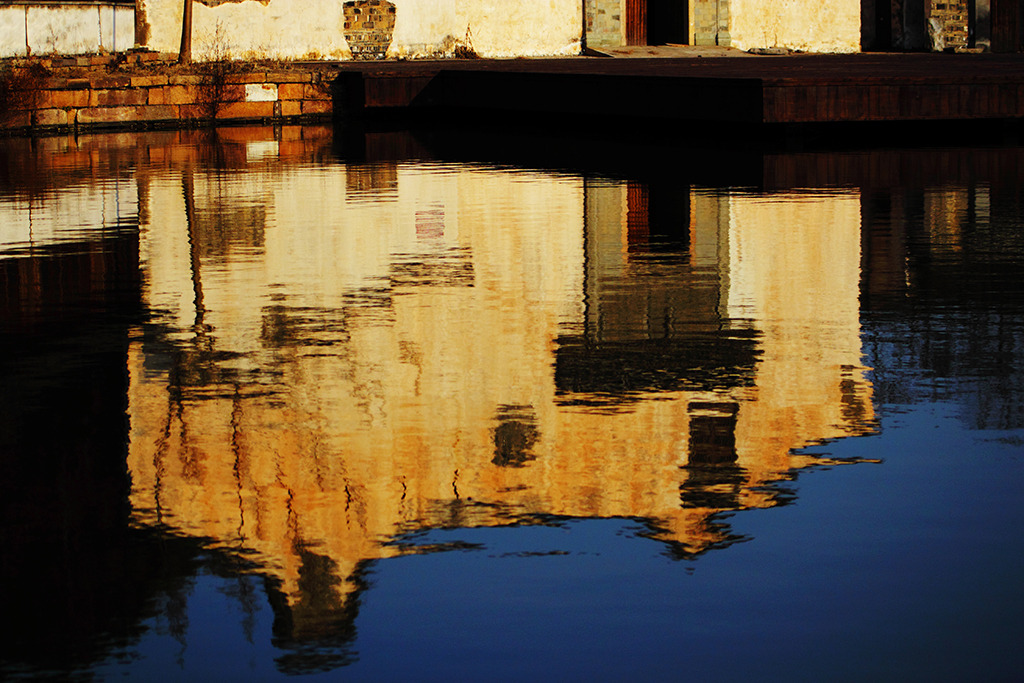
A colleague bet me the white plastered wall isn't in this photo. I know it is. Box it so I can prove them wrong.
[137,0,582,61]
[0,4,133,57]
[729,0,860,53]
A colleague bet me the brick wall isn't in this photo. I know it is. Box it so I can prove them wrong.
[343,0,397,60]
[0,55,336,133]
[927,1,969,50]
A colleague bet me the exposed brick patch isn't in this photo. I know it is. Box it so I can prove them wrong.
[343,0,397,60]
[928,1,969,51]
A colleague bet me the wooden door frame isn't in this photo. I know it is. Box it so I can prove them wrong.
[625,0,648,45]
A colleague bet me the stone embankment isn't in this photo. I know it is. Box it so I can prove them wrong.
[0,51,338,134]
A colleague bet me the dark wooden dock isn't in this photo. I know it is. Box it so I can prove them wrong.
[332,53,1024,125]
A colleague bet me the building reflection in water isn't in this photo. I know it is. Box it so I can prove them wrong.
[118,127,876,662]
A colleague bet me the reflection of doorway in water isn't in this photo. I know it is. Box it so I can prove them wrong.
[491,405,540,468]
[680,402,743,509]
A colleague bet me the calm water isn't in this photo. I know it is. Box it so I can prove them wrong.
[1,126,1023,681]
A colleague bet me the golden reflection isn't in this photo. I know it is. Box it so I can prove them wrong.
[126,130,876,641]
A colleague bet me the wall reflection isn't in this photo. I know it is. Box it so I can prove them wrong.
[124,128,876,655]
[861,176,1024,429]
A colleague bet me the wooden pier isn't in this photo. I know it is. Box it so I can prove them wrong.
[333,53,1024,125]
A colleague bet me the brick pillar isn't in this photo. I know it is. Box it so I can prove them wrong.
[927,0,970,50]
[693,0,730,46]
[343,0,397,60]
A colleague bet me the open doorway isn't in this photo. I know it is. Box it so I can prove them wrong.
[625,0,690,46]
[648,0,690,44]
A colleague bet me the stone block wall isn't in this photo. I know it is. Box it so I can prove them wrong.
[0,54,336,133]
[693,0,730,46]
[586,0,624,48]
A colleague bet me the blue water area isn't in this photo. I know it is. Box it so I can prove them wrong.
[81,404,1024,682]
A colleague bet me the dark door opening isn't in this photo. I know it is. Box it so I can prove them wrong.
[648,0,690,45]
[992,0,1024,52]
[872,0,892,49]
[626,0,690,46]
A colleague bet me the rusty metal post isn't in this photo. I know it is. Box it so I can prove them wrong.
[581,0,587,53]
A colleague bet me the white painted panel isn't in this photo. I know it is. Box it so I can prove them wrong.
[0,7,29,57]
[3,5,136,57]
[97,4,136,52]
[116,7,133,50]
[245,82,278,102]
[26,6,100,55]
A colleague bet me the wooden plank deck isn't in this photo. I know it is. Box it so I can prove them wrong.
[332,53,1024,124]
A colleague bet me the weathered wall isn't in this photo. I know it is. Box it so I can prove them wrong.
[729,0,861,52]
[137,0,582,61]
[0,3,133,57]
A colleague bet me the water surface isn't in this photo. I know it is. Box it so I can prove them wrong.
[1,127,1022,681]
